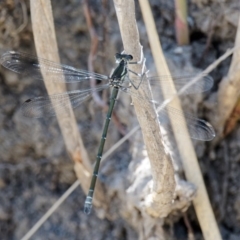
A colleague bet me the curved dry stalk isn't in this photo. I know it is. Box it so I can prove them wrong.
[138,0,222,240]
[30,0,106,209]
[114,0,176,218]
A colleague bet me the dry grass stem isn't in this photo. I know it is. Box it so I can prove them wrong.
[138,0,222,239]
[114,0,176,218]
[30,0,106,211]
[20,180,80,240]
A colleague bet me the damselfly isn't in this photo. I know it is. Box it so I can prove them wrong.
[0,51,215,214]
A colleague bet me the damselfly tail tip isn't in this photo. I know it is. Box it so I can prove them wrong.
[84,203,92,215]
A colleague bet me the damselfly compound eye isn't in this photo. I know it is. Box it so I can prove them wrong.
[128,55,133,61]
[115,53,121,60]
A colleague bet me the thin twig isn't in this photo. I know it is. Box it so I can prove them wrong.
[83,0,106,109]
[183,212,195,240]
[101,125,139,164]
[20,180,81,240]
[12,0,28,35]
[157,47,235,112]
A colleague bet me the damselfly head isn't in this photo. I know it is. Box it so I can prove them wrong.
[115,53,133,63]
[126,54,133,61]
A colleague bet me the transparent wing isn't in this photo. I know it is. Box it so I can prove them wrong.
[157,106,215,141]
[121,73,215,141]
[22,85,109,118]
[0,51,108,83]
[130,74,213,98]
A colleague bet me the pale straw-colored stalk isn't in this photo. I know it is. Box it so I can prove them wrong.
[138,0,222,239]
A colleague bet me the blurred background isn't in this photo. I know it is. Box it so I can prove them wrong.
[0,0,239,239]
